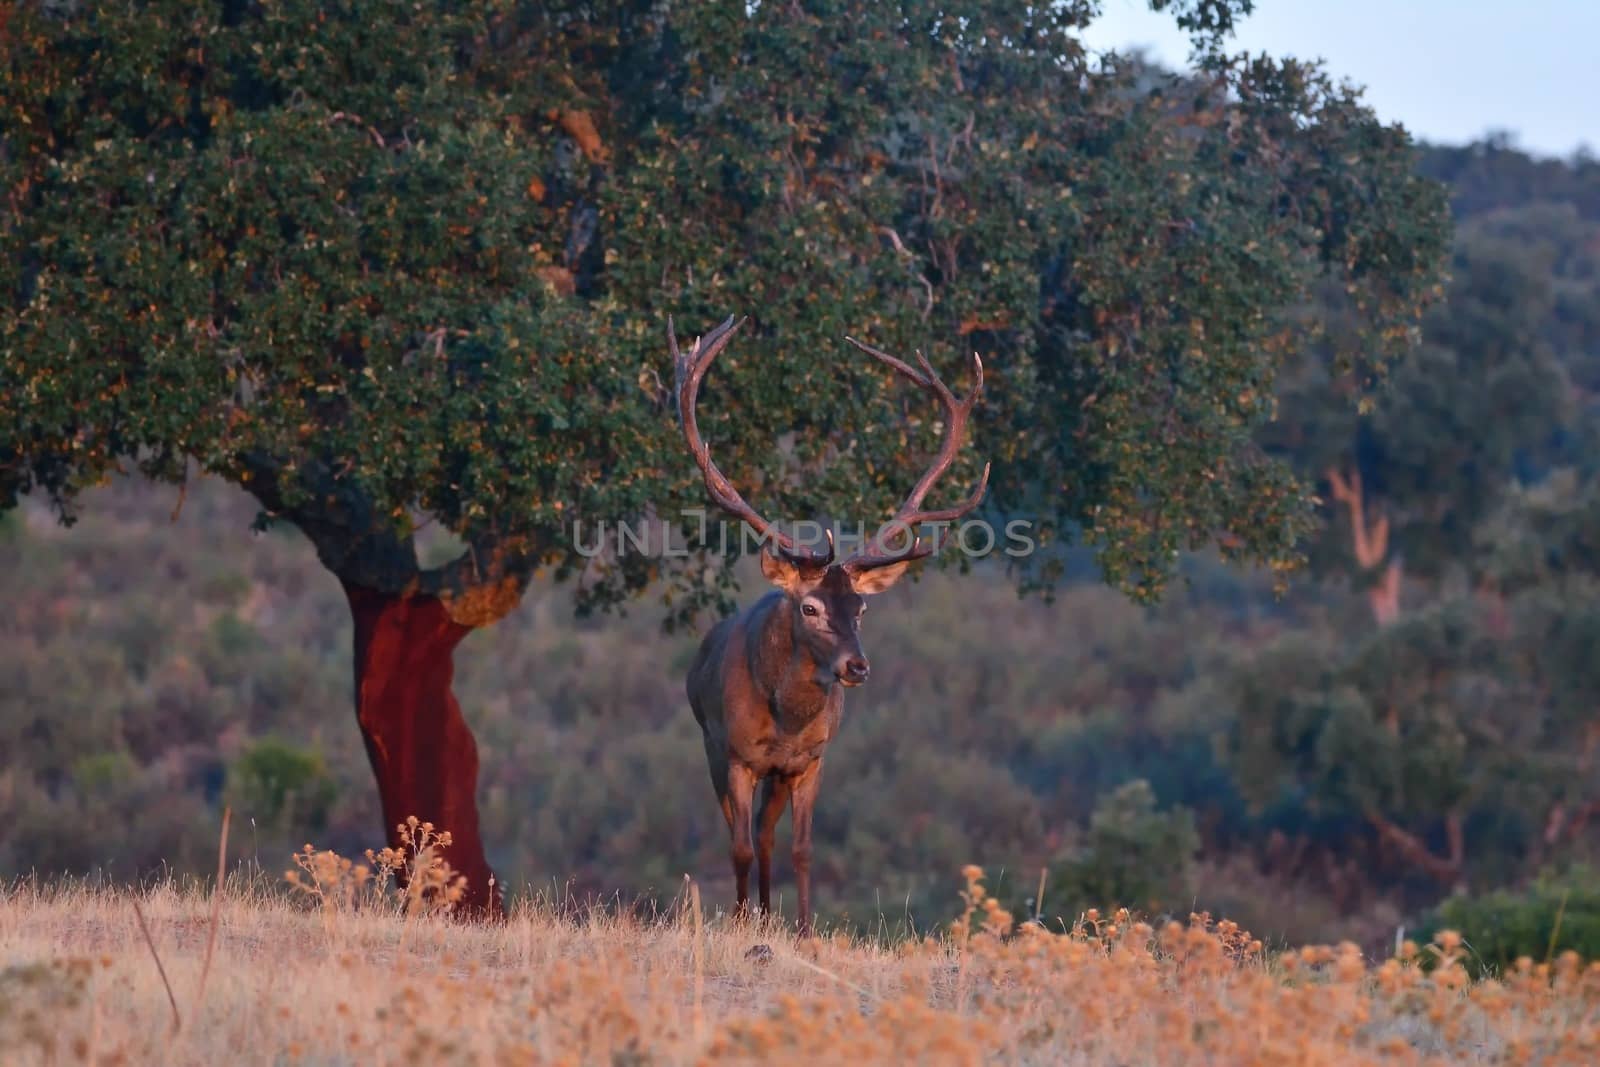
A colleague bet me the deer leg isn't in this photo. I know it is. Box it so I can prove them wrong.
[722,763,757,920]
[756,775,793,917]
[789,759,824,937]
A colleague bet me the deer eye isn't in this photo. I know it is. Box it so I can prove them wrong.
[801,603,820,617]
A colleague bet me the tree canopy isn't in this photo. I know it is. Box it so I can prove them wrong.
[3,0,1451,619]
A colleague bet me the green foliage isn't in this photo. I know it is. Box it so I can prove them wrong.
[228,738,337,831]
[1477,470,1600,590]
[1043,779,1200,920]
[71,751,139,798]
[1415,867,1600,977]
[2,0,1449,616]
[1266,243,1567,585]
[210,612,258,658]
[1219,132,1600,911]
[1264,156,1600,595]
[1148,0,1255,51]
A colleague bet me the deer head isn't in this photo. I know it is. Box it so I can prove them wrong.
[670,315,989,687]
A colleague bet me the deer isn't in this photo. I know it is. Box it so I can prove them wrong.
[669,313,989,936]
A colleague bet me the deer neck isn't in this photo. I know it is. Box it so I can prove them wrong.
[749,592,835,724]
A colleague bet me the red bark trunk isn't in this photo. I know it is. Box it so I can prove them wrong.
[343,581,502,918]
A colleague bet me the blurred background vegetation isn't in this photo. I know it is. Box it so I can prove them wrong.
[6,125,1600,961]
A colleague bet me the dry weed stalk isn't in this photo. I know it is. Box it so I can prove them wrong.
[191,806,230,1025]
[688,875,705,1046]
[285,815,468,933]
[129,897,180,1034]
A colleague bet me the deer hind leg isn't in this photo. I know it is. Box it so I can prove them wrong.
[756,775,793,917]
[721,763,758,920]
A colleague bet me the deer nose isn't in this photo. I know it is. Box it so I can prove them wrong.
[840,657,870,685]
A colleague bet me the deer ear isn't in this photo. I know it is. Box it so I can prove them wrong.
[846,558,914,595]
[760,549,824,593]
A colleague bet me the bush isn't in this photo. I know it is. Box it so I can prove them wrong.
[71,752,139,798]
[1038,779,1200,923]
[1414,866,1600,976]
[228,739,337,832]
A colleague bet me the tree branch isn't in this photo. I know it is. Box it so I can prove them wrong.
[237,452,419,589]
[236,451,545,628]
[415,532,547,628]
[1364,806,1464,886]
[1326,466,1402,624]
[1326,466,1389,567]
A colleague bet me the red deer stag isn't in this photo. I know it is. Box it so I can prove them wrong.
[670,314,989,936]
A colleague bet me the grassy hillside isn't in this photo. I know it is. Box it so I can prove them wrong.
[2,860,1593,1067]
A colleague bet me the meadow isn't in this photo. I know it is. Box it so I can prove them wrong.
[3,843,1595,1067]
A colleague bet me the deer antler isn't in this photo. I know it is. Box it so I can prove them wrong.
[839,336,990,572]
[670,315,835,567]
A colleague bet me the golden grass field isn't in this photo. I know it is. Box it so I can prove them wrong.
[2,821,1597,1067]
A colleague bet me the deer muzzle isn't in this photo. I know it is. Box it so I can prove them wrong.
[837,655,870,687]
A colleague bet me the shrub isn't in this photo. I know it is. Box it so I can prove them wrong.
[1040,779,1200,922]
[70,752,139,798]
[228,739,338,832]
[210,612,259,659]
[1413,865,1600,976]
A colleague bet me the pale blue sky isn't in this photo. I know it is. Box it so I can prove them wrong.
[1080,0,1598,158]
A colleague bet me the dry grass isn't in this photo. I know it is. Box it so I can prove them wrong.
[2,855,1597,1067]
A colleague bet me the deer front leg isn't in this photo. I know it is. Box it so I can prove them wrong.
[756,775,793,917]
[788,759,824,937]
[720,763,758,920]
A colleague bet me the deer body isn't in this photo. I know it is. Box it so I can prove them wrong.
[670,314,987,935]
[688,574,870,933]
[689,590,844,781]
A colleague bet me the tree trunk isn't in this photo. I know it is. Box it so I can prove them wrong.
[1368,559,1402,626]
[343,581,502,918]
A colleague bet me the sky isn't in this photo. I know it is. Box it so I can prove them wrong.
[1079,0,1598,159]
